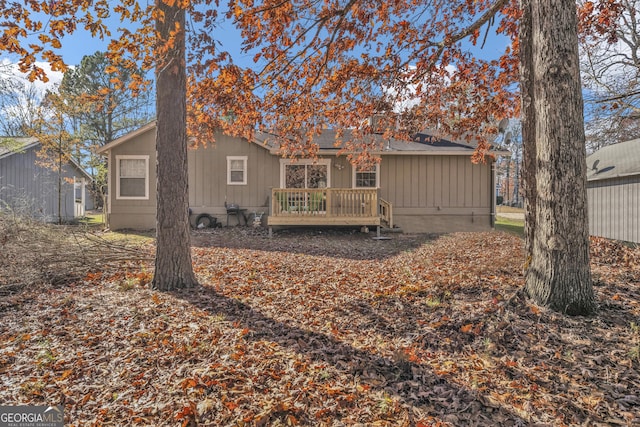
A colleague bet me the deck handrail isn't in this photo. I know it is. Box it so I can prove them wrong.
[271,188,378,218]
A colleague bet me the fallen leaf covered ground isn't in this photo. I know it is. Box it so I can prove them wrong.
[1,223,639,426]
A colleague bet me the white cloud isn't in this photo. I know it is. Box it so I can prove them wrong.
[385,64,457,114]
[0,59,69,129]
[1,58,66,92]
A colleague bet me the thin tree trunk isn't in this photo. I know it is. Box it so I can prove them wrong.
[522,0,595,315]
[519,0,536,263]
[58,136,63,225]
[152,0,198,291]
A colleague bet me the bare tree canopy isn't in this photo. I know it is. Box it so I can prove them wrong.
[579,0,640,150]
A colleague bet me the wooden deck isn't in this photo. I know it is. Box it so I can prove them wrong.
[268,188,383,227]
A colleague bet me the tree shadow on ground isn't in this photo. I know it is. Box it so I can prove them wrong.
[174,284,529,425]
[190,226,439,261]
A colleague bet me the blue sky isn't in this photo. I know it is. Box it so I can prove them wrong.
[49,21,510,68]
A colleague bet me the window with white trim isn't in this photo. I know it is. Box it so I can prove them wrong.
[116,155,149,199]
[227,156,248,185]
[353,163,380,188]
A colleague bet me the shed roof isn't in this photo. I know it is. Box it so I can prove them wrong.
[0,136,92,180]
[0,137,39,159]
[586,138,640,181]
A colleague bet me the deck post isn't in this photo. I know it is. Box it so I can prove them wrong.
[269,226,273,238]
[377,225,380,238]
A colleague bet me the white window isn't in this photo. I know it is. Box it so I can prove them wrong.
[353,163,380,188]
[74,177,84,203]
[279,159,331,188]
[116,155,149,200]
[227,156,248,185]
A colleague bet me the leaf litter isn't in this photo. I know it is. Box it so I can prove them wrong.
[1,222,639,426]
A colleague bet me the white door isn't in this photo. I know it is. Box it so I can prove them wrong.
[74,177,85,217]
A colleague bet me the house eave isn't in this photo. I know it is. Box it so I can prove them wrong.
[97,121,157,154]
[588,171,640,182]
[69,158,93,180]
[267,148,507,157]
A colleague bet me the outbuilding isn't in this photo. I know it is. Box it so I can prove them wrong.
[0,137,93,222]
[586,138,640,243]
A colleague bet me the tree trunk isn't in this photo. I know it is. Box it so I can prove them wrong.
[152,0,198,291]
[521,0,595,315]
[58,140,63,225]
[519,0,536,265]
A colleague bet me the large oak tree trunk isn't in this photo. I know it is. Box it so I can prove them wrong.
[519,0,536,261]
[520,0,595,315]
[152,0,198,291]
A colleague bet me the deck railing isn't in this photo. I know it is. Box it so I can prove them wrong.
[271,188,378,219]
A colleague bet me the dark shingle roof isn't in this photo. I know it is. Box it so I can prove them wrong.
[253,129,489,154]
[586,138,640,181]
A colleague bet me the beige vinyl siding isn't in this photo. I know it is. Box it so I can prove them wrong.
[187,133,280,220]
[588,176,640,243]
[108,131,281,229]
[107,127,157,230]
[380,155,492,233]
[380,155,490,208]
[418,157,428,206]
[330,160,351,188]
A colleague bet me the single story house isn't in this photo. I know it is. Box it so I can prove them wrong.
[586,138,640,243]
[0,137,93,222]
[97,121,505,233]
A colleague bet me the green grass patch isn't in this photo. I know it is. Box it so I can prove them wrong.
[78,212,106,227]
[496,206,524,214]
[100,230,155,245]
[495,216,524,237]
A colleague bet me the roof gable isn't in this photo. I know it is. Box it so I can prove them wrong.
[96,121,157,154]
[97,121,275,155]
[586,138,640,181]
[0,137,92,180]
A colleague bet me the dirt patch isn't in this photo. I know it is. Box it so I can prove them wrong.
[191,226,438,260]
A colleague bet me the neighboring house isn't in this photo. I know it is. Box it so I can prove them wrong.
[98,121,506,234]
[586,138,640,244]
[0,137,93,222]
